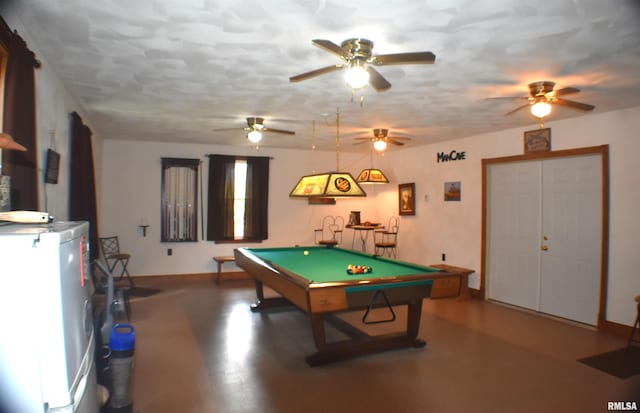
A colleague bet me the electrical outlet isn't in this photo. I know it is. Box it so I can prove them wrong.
[442,253,446,262]
[167,248,172,256]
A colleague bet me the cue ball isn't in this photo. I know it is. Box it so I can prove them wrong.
[303,250,309,255]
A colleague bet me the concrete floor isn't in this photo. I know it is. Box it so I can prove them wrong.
[126,276,639,413]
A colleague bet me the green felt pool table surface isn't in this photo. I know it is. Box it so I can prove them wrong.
[244,246,440,284]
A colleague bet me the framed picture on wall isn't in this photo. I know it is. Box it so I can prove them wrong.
[399,183,415,216]
[444,181,461,201]
[524,128,551,153]
[44,149,61,184]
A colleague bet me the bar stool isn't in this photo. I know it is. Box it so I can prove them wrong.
[626,295,640,354]
[374,216,399,258]
[314,216,344,246]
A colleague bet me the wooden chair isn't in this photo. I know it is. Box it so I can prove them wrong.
[99,236,133,287]
[90,260,131,340]
[374,216,399,258]
[314,216,344,246]
[626,295,640,354]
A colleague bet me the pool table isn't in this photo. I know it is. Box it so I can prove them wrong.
[234,246,459,366]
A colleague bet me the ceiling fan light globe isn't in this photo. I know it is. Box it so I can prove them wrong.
[345,66,370,89]
[373,140,387,151]
[247,130,262,143]
[531,101,552,118]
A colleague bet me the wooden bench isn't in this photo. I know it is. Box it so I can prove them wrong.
[213,256,251,284]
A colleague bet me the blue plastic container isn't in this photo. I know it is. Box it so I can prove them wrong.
[108,324,135,412]
[110,324,135,352]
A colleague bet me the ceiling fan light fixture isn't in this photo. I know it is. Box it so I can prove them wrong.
[373,139,387,151]
[530,101,552,118]
[344,60,369,90]
[247,130,262,143]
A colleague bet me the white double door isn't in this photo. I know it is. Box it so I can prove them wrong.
[486,154,602,326]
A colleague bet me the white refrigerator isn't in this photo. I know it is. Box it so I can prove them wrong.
[0,221,98,413]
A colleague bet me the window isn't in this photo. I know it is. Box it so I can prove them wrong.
[161,157,199,242]
[206,155,269,243]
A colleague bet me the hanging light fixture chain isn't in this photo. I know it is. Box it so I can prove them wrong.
[335,108,340,172]
[311,120,317,173]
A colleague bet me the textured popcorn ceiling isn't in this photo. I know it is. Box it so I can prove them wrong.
[8,0,640,151]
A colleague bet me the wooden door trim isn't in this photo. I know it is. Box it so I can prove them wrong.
[481,144,609,330]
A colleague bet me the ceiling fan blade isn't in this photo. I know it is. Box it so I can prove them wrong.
[263,127,295,135]
[354,137,373,140]
[389,139,405,146]
[353,141,370,145]
[388,136,411,141]
[366,66,391,91]
[312,39,350,59]
[485,96,530,101]
[213,127,243,132]
[554,98,595,111]
[553,87,580,96]
[372,51,436,65]
[505,103,531,116]
[289,64,344,82]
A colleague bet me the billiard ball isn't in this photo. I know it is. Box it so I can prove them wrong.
[303,250,309,256]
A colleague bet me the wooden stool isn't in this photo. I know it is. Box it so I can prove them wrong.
[626,295,640,354]
[213,256,251,284]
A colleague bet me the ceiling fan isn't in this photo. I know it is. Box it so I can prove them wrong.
[290,38,436,91]
[213,117,295,143]
[354,128,411,151]
[486,81,595,118]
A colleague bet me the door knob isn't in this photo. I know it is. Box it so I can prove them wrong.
[543,235,548,241]
[541,245,548,251]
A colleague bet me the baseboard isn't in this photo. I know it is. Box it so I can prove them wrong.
[128,271,254,285]
[469,287,482,299]
[602,319,635,340]
[218,271,253,284]
[132,272,216,282]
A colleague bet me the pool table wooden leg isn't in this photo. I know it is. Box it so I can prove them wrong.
[305,300,427,366]
[309,313,327,350]
[250,280,294,312]
[407,299,425,342]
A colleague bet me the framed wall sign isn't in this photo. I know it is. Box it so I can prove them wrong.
[524,128,551,153]
[399,183,415,216]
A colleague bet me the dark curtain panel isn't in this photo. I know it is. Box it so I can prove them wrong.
[245,157,269,240]
[69,112,99,260]
[207,154,269,242]
[2,29,39,210]
[207,155,233,241]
